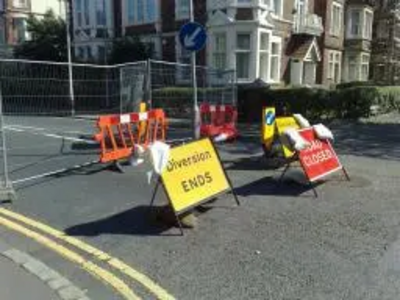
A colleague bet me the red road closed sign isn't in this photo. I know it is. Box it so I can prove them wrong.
[298,128,343,182]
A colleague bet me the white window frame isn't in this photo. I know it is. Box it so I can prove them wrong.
[259,31,270,82]
[126,0,157,25]
[364,10,373,40]
[269,37,281,83]
[175,0,189,20]
[83,0,90,27]
[348,9,362,38]
[236,32,252,81]
[75,0,83,27]
[96,0,106,27]
[272,0,283,17]
[347,7,374,40]
[330,2,342,37]
[212,33,227,70]
[13,0,28,9]
[294,0,308,33]
[327,50,341,83]
[361,53,370,81]
[347,54,358,82]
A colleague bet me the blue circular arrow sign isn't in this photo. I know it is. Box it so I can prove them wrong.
[265,111,275,126]
[179,22,207,52]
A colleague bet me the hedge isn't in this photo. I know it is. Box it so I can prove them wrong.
[151,85,400,121]
[238,85,400,122]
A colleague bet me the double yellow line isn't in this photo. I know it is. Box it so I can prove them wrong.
[0,208,175,300]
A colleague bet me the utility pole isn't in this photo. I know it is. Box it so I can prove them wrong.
[189,0,200,139]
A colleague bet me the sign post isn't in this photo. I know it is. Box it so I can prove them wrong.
[151,138,240,235]
[179,6,207,140]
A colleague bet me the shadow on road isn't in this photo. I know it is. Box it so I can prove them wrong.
[65,205,183,237]
[331,122,400,161]
[235,174,325,198]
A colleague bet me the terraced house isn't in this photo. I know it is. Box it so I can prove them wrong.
[68,0,383,86]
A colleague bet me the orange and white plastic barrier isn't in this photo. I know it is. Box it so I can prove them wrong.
[93,109,167,164]
[200,103,238,142]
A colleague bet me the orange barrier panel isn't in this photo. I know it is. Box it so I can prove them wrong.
[94,109,167,164]
[200,104,238,141]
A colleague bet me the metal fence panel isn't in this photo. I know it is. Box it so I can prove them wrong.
[0,59,148,116]
[149,60,236,119]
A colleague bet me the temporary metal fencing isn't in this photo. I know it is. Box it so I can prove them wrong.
[149,60,236,119]
[0,58,235,190]
[0,59,147,116]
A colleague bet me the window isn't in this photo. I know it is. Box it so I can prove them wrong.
[272,0,282,16]
[96,0,106,26]
[126,0,157,24]
[294,0,306,32]
[13,0,28,8]
[175,0,189,20]
[347,55,358,81]
[87,46,92,59]
[259,33,269,81]
[328,51,341,83]
[236,33,251,80]
[98,46,106,60]
[0,18,5,45]
[364,11,373,39]
[361,54,370,81]
[330,2,342,36]
[78,47,85,59]
[213,33,226,70]
[13,18,26,43]
[270,41,281,82]
[349,10,361,36]
[84,0,90,26]
[75,0,82,27]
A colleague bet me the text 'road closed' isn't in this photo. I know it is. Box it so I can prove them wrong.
[161,139,230,214]
[298,128,342,182]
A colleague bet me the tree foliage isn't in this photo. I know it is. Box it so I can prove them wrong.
[109,36,153,64]
[14,10,67,62]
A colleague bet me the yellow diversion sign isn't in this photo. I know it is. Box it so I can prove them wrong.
[161,138,232,214]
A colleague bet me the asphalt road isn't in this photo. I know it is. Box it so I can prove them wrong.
[1,115,400,300]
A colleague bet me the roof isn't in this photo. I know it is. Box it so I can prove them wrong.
[286,36,321,62]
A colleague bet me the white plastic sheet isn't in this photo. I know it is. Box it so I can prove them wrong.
[293,114,311,128]
[284,128,310,151]
[313,124,334,140]
[149,141,171,175]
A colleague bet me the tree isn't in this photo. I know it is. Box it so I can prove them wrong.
[14,10,67,62]
[109,36,153,64]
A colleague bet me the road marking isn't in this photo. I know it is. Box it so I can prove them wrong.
[0,215,141,300]
[6,126,97,144]
[12,160,100,185]
[0,208,176,300]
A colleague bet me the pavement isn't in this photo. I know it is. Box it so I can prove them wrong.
[0,114,399,299]
[0,239,89,300]
[0,254,60,300]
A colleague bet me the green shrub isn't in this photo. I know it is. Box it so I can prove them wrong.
[332,87,379,119]
[375,86,400,113]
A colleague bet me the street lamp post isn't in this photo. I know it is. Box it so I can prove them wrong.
[189,0,200,140]
[64,0,75,116]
